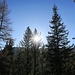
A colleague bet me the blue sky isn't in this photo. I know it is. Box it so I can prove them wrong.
[6,0,75,46]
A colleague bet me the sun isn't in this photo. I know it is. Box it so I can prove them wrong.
[33,35,41,43]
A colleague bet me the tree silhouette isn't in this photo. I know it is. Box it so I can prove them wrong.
[20,26,33,75]
[32,28,41,75]
[0,39,13,75]
[0,0,12,45]
[46,5,75,75]
[13,26,33,75]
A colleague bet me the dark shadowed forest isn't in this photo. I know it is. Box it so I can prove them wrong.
[0,0,75,75]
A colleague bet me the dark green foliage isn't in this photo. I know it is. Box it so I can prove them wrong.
[12,49,28,75]
[32,28,41,75]
[20,26,33,75]
[13,26,33,75]
[0,2,75,75]
[12,27,43,75]
[20,26,33,48]
[40,44,46,75]
[46,5,75,75]
[0,39,13,75]
[0,0,13,74]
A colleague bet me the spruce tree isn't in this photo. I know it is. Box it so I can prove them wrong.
[40,44,46,75]
[32,28,41,75]
[20,26,33,75]
[0,39,13,75]
[13,26,33,75]
[46,5,75,75]
[13,49,26,75]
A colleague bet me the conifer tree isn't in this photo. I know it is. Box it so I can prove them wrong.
[46,5,75,75]
[20,26,33,75]
[13,49,26,75]
[0,0,12,43]
[32,28,41,75]
[40,44,46,75]
[0,38,13,75]
[13,26,33,75]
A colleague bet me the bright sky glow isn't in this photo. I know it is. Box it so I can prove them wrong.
[33,35,41,43]
[6,0,75,46]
